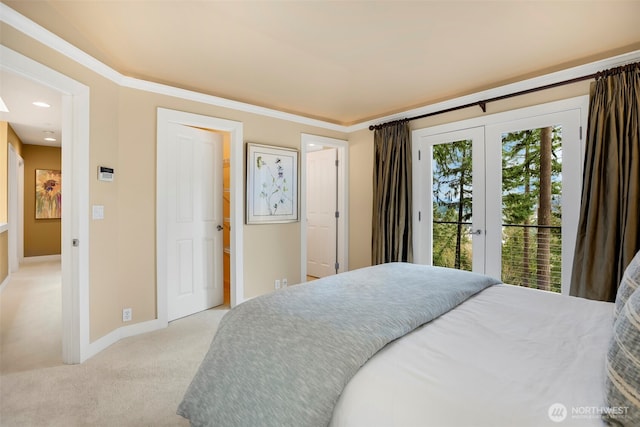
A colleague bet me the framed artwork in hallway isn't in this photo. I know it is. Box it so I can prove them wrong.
[35,169,61,219]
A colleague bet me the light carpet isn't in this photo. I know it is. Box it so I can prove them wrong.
[1,261,228,426]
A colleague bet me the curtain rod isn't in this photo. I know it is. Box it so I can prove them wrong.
[368,61,640,131]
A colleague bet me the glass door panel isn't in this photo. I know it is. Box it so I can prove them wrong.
[485,109,582,294]
[413,127,485,273]
[500,125,563,292]
[432,140,474,271]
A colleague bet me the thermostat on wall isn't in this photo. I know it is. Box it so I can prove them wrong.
[98,166,114,182]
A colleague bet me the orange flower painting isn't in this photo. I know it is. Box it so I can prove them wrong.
[35,169,62,219]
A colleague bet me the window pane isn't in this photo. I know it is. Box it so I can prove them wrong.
[501,126,562,292]
[432,140,473,271]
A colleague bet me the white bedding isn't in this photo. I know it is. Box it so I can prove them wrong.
[330,284,614,427]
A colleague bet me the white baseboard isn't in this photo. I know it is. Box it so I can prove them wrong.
[85,318,168,361]
[22,255,62,263]
[0,274,10,294]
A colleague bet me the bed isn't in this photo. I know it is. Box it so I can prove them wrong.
[177,259,640,427]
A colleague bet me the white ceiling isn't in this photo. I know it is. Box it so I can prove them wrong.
[0,69,62,147]
[2,0,640,142]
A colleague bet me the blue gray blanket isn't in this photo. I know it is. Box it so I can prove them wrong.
[177,262,500,426]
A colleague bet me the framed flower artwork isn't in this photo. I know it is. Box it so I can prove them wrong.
[246,143,298,224]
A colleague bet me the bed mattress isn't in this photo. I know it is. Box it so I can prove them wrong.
[330,284,614,427]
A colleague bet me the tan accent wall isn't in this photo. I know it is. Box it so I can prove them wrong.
[0,231,8,284]
[7,124,24,158]
[22,145,61,257]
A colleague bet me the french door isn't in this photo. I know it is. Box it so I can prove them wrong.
[413,127,486,274]
[413,101,585,294]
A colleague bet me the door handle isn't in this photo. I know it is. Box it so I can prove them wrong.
[216,225,223,231]
[468,229,482,235]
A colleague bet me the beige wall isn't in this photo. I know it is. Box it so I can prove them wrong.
[0,15,598,344]
[1,22,348,341]
[22,144,61,257]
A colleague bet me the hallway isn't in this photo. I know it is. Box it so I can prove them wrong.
[0,260,62,374]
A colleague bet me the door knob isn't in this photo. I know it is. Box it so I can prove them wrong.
[217,225,223,231]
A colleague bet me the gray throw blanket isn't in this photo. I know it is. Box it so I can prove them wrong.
[178,262,500,427]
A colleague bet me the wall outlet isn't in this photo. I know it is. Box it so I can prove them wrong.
[274,279,281,290]
[282,278,288,288]
[122,308,132,322]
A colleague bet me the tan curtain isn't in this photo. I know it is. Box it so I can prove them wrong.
[372,121,413,264]
[571,64,640,301]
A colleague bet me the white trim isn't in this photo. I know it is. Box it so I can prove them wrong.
[22,254,62,263]
[157,108,244,330]
[0,3,344,133]
[0,223,9,294]
[300,134,349,281]
[411,97,589,138]
[84,318,165,359]
[2,2,638,133]
[0,45,90,364]
[0,274,9,294]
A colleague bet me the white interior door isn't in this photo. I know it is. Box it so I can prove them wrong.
[166,123,223,321]
[413,127,486,273]
[306,148,337,278]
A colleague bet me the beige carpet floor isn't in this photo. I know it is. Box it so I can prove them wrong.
[0,261,229,426]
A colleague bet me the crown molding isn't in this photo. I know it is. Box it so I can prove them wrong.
[0,3,348,133]
[349,48,640,132]
[2,3,640,135]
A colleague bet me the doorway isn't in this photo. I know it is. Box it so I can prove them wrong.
[8,144,24,273]
[1,45,90,363]
[156,108,244,325]
[164,124,224,321]
[413,98,587,295]
[300,134,348,281]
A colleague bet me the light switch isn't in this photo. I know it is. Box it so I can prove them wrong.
[92,205,105,220]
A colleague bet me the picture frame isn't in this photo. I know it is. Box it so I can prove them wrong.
[35,169,62,219]
[246,143,298,224]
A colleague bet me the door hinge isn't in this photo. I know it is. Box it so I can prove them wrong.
[418,150,421,161]
[335,211,340,219]
[418,211,421,222]
[579,126,583,140]
[335,159,339,167]
[72,238,79,247]
[335,262,340,271]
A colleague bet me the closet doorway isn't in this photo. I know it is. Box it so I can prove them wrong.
[300,134,348,281]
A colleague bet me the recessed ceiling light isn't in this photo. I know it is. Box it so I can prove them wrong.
[33,101,51,108]
[43,131,56,142]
